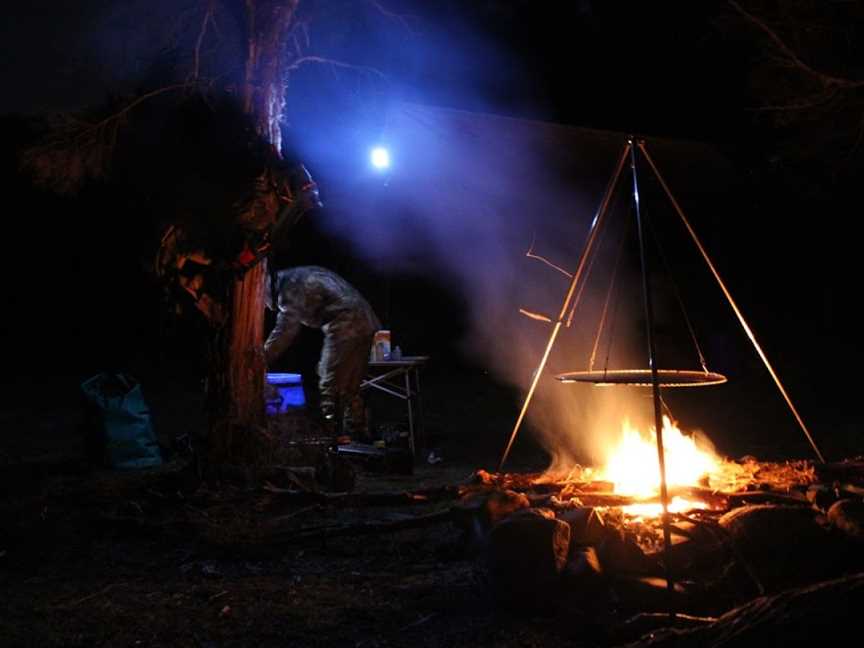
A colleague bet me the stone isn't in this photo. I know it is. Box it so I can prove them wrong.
[558,506,606,546]
[558,546,611,613]
[718,504,837,592]
[827,498,864,542]
[487,508,571,610]
[806,484,837,512]
[451,489,531,549]
[596,524,656,575]
[564,545,605,588]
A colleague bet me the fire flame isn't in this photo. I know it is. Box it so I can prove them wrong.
[596,416,723,516]
[600,416,718,495]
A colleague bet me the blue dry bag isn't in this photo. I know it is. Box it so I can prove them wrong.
[80,373,162,469]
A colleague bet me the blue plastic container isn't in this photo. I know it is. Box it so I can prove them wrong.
[265,372,306,415]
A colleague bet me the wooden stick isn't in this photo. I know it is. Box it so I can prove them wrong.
[273,510,452,543]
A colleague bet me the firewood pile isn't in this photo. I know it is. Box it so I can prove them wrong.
[449,457,864,637]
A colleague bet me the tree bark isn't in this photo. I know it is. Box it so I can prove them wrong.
[203,0,297,472]
[205,261,271,469]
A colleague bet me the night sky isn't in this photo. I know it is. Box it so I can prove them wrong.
[2,1,862,459]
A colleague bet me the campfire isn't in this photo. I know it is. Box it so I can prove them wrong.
[452,442,864,626]
[562,416,751,519]
[465,435,817,538]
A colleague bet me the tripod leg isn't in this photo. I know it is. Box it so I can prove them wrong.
[637,142,825,463]
[631,138,675,618]
[499,140,632,470]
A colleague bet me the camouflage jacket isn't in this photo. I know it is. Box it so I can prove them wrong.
[265,266,381,362]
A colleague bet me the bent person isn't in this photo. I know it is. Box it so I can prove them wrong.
[265,266,381,437]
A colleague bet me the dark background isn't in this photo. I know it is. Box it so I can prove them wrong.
[1,0,861,466]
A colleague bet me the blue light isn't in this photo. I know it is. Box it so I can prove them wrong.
[370,146,391,170]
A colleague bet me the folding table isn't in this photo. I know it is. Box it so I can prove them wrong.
[360,355,429,456]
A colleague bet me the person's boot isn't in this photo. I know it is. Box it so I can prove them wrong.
[320,398,350,445]
[344,396,371,443]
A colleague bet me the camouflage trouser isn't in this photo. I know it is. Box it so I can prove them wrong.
[318,330,374,437]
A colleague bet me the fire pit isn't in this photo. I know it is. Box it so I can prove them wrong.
[453,454,864,620]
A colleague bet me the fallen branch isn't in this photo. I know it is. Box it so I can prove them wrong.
[274,509,452,544]
[264,504,321,527]
[53,582,127,609]
[261,482,461,507]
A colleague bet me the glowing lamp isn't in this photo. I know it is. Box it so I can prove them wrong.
[370,146,390,169]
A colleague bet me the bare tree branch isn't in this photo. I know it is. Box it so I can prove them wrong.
[285,55,386,78]
[728,1,864,91]
[21,83,193,194]
[84,84,192,138]
[192,0,216,81]
[368,0,418,33]
[749,85,841,112]
[525,232,573,278]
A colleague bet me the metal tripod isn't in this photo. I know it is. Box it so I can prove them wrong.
[498,135,827,615]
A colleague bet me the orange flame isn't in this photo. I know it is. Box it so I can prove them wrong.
[595,416,725,516]
[599,416,719,495]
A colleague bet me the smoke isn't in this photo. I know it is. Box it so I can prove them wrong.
[314,102,680,466]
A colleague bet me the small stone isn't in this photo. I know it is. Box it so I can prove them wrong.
[806,484,837,511]
[566,545,603,579]
[827,499,864,542]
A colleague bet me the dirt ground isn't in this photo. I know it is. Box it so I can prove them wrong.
[1,368,583,648]
[2,459,569,648]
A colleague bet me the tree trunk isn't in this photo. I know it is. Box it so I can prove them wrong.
[205,262,271,469]
[202,0,296,472]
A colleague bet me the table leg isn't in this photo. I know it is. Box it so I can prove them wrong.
[413,367,425,453]
[405,369,415,457]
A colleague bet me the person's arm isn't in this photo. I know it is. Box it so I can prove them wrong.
[264,308,301,366]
